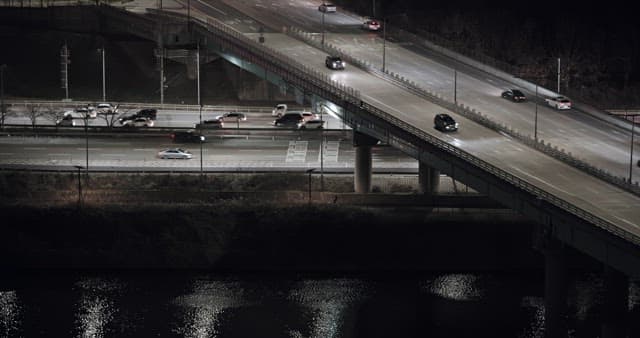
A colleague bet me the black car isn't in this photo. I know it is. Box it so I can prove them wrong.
[434,113,459,132]
[501,89,526,102]
[274,113,304,127]
[136,108,157,120]
[171,130,205,143]
[325,56,345,70]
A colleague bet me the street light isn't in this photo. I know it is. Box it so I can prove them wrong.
[98,47,105,102]
[382,18,386,72]
[74,165,83,208]
[0,64,6,129]
[306,168,315,204]
[627,113,639,183]
[321,10,325,45]
[534,84,539,140]
[453,68,457,104]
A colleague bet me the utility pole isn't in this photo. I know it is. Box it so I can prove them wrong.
[99,47,106,102]
[61,43,70,100]
[321,11,325,45]
[160,47,165,105]
[0,64,6,129]
[454,68,457,104]
[196,43,200,106]
[557,57,561,94]
[382,19,386,72]
[535,84,539,140]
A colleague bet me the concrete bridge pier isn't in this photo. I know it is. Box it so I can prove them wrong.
[601,266,629,338]
[418,161,440,194]
[544,239,568,338]
[353,131,378,193]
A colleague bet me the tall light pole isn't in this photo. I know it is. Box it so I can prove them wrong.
[454,68,457,104]
[535,84,539,140]
[196,43,200,107]
[629,113,638,183]
[306,168,315,204]
[382,18,386,72]
[99,47,106,102]
[557,57,561,94]
[321,11,325,45]
[74,165,83,209]
[0,64,6,129]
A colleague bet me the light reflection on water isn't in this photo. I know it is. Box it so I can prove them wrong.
[172,278,245,338]
[0,290,21,337]
[1,271,635,337]
[74,277,122,338]
[288,279,370,338]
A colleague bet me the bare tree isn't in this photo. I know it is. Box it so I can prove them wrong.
[23,102,45,129]
[42,105,66,130]
[97,103,121,128]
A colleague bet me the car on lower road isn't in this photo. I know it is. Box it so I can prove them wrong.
[122,117,154,128]
[157,148,192,159]
[220,112,247,121]
[274,113,304,128]
[97,103,118,115]
[501,89,526,102]
[56,115,76,127]
[170,130,206,143]
[195,118,224,129]
[325,56,345,70]
[434,113,459,132]
[300,119,325,129]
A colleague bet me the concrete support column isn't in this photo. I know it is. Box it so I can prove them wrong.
[544,240,568,338]
[354,145,372,193]
[602,265,629,338]
[418,161,440,194]
[353,131,378,194]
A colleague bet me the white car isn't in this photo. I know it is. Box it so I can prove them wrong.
[272,103,287,117]
[76,107,97,119]
[362,19,381,31]
[97,103,118,115]
[300,119,325,129]
[157,148,192,159]
[221,112,247,121]
[318,3,336,12]
[301,111,318,121]
[122,117,154,127]
[545,96,572,110]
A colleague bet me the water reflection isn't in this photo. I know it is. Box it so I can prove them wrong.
[289,279,370,338]
[0,290,21,337]
[424,273,484,301]
[172,278,245,338]
[74,277,122,338]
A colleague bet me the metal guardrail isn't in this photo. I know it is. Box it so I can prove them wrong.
[3,4,639,247]
[182,14,640,247]
[285,26,640,197]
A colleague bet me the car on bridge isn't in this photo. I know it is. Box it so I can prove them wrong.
[97,103,118,115]
[501,89,526,102]
[325,55,345,70]
[195,118,224,129]
[545,96,572,110]
[434,113,458,132]
[362,19,381,31]
[170,130,206,143]
[157,148,192,159]
[76,107,96,119]
[318,2,336,12]
[56,115,76,127]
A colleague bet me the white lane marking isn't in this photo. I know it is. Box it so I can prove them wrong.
[100,154,126,157]
[133,148,154,151]
[195,0,226,15]
[0,153,14,155]
[511,166,575,197]
[50,153,72,156]
[23,147,47,150]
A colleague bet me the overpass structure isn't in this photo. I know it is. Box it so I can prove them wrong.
[1,3,639,335]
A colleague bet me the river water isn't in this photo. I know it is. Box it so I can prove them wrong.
[1,270,638,337]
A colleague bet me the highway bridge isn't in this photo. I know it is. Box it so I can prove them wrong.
[1,2,639,335]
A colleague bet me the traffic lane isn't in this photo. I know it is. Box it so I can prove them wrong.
[258,33,640,227]
[0,135,416,167]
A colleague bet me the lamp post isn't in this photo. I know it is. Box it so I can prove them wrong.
[98,47,105,102]
[84,116,89,176]
[628,113,639,183]
[74,165,83,208]
[557,57,561,94]
[306,168,315,204]
[0,64,6,129]
[535,84,539,140]
[453,68,457,104]
[321,11,325,45]
[382,18,386,72]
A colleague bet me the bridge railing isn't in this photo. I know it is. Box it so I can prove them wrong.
[177,12,640,247]
[285,26,640,197]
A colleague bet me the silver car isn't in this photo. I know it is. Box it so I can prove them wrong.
[300,119,325,129]
[157,148,193,159]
